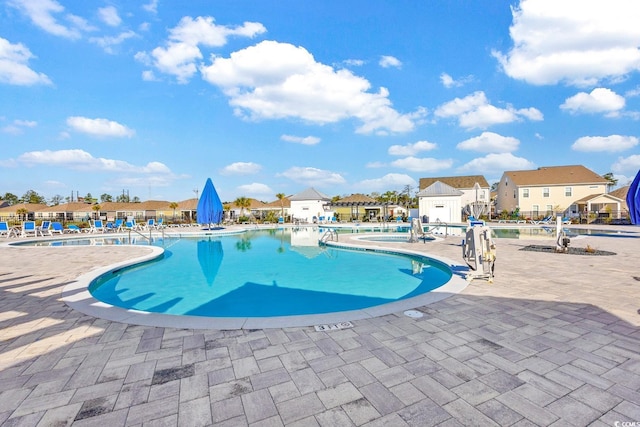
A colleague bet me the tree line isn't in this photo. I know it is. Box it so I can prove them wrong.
[0,191,141,206]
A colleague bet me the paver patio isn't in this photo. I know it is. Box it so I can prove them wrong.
[1,224,639,426]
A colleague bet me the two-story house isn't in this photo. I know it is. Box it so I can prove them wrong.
[418,175,490,219]
[495,165,623,220]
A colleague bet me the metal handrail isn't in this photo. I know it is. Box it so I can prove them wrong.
[320,228,338,244]
[429,219,448,236]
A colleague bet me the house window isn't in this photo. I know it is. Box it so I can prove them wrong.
[532,205,539,216]
[523,189,529,198]
[565,187,572,197]
[543,187,550,197]
[513,190,517,198]
[546,205,553,214]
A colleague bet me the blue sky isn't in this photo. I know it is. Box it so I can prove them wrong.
[1,0,639,203]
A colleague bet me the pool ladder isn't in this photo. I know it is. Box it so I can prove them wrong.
[319,229,338,244]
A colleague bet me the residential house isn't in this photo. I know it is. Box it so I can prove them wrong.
[417,181,463,223]
[289,188,332,223]
[226,198,267,222]
[40,202,95,222]
[419,175,490,219]
[255,196,291,222]
[495,165,620,220]
[0,203,49,223]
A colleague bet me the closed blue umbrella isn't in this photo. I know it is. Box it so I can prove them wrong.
[627,169,640,225]
[197,178,224,228]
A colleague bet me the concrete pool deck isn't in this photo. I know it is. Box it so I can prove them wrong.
[0,224,639,425]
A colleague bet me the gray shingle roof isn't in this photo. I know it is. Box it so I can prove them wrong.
[289,187,331,201]
[417,181,464,197]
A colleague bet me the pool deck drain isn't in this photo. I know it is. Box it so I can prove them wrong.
[0,223,639,426]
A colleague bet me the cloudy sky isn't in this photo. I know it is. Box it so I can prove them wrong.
[1,0,639,203]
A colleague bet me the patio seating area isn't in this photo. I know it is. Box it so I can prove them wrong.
[0,225,638,425]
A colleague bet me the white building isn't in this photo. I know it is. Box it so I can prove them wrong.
[417,181,463,224]
[289,188,333,223]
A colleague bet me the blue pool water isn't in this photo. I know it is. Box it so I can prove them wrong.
[89,229,452,318]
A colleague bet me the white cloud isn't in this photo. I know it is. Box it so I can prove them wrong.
[439,72,473,88]
[17,149,171,174]
[66,116,135,138]
[1,119,37,135]
[379,55,401,68]
[456,132,520,153]
[98,6,121,27]
[626,86,640,97]
[571,135,638,152]
[236,182,274,199]
[281,134,321,145]
[278,166,346,186]
[219,162,262,175]
[202,40,424,135]
[390,157,453,172]
[612,154,640,174]
[149,16,266,83]
[493,0,640,86]
[560,88,626,116]
[388,140,437,156]
[343,59,364,67]
[141,70,159,81]
[0,37,52,86]
[457,153,535,174]
[8,0,84,39]
[90,30,136,54]
[434,91,542,129]
[356,173,417,193]
[143,0,158,14]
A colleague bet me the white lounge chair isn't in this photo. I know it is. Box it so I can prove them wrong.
[66,224,82,233]
[21,221,39,237]
[0,221,18,238]
[90,220,106,233]
[51,222,65,234]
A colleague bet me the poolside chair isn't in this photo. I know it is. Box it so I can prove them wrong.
[113,218,124,231]
[21,221,38,237]
[0,221,18,238]
[146,219,156,229]
[90,219,105,233]
[531,215,552,225]
[66,224,82,233]
[51,222,64,234]
[39,221,52,236]
[156,218,165,228]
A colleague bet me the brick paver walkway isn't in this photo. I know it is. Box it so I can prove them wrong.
[1,225,639,426]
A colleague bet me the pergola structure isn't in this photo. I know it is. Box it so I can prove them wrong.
[325,201,395,222]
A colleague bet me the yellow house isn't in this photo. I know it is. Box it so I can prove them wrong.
[496,165,614,220]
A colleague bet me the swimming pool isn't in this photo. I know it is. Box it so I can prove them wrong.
[88,229,453,318]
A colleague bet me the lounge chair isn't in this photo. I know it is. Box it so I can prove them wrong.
[90,220,105,233]
[146,219,156,229]
[39,221,52,236]
[51,222,64,234]
[0,221,18,238]
[531,215,552,225]
[21,221,38,237]
[156,218,165,228]
[66,224,82,233]
[113,219,124,231]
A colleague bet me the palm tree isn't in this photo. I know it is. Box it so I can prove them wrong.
[234,197,251,220]
[15,207,28,222]
[276,193,286,222]
[169,202,179,220]
[92,204,101,220]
